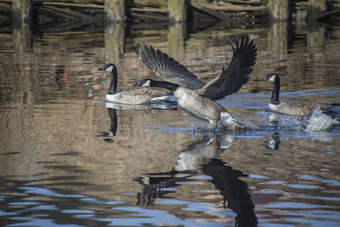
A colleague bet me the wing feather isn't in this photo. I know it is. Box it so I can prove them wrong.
[135,43,205,90]
[199,34,257,100]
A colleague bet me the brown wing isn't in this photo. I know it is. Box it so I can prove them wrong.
[198,34,257,100]
[284,99,323,115]
[135,43,205,90]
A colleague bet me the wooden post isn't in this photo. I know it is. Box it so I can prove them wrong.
[308,0,326,23]
[12,0,32,51]
[105,0,126,22]
[12,0,32,26]
[168,0,186,23]
[268,0,289,21]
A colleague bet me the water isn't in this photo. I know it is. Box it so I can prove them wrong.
[1,20,340,226]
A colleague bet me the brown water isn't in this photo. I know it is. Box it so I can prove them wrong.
[0,21,340,226]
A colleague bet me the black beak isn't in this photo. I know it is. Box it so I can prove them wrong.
[254,78,267,81]
[98,67,104,71]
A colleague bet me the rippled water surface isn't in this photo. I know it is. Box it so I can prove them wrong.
[1,20,340,226]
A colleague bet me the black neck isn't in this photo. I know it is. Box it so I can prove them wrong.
[108,68,118,94]
[149,80,179,93]
[271,76,280,104]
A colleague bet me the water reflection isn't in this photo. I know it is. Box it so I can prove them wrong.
[98,102,177,142]
[105,23,125,60]
[98,108,118,143]
[136,132,257,226]
[1,13,340,226]
[264,132,281,150]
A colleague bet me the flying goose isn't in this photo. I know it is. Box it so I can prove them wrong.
[98,63,172,104]
[261,73,332,116]
[134,34,257,128]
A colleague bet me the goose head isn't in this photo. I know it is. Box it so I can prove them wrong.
[98,63,116,73]
[261,73,281,105]
[261,73,279,83]
[133,78,152,87]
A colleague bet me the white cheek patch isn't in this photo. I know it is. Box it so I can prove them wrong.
[142,80,151,87]
[106,66,113,72]
[268,75,276,82]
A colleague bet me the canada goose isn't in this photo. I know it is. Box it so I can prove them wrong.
[134,34,257,128]
[98,63,172,104]
[261,73,332,116]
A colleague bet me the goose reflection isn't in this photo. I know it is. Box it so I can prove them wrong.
[135,133,257,226]
[263,132,281,150]
[97,107,118,143]
[98,102,177,143]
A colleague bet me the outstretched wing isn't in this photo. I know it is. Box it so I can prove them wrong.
[198,34,257,100]
[135,43,205,90]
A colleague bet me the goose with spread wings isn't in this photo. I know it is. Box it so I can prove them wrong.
[134,34,257,129]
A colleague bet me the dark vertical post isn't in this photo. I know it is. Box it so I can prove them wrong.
[12,0,32,26]
[12,0,32,51]
[308,0,326,23]
[268,0,289,21]
[168,0,186,23]
[105,0,126,22]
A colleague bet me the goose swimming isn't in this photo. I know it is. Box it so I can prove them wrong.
[134,34,257,128]
[261,73,332,116]
[98,63,172,104]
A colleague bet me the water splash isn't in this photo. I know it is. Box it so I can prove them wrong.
[306,107,338,131]
[243,121,260,130]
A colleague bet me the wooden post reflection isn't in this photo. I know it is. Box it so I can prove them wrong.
[13,25,32,52]
[268,21,288,61]
[268,0,289,21]
[307,0,326,23]
[307,25,325,54]
[307,24,327,79]
[168,23,185,60]
[105,23,125,61]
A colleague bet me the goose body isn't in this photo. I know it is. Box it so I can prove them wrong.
[135,78,242,128]
[105,86,170,104]
[98,63,171,104]
[174,86,237,127]
[268,100,327,116]
[134,34,257,128]
[262,73,332,116]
